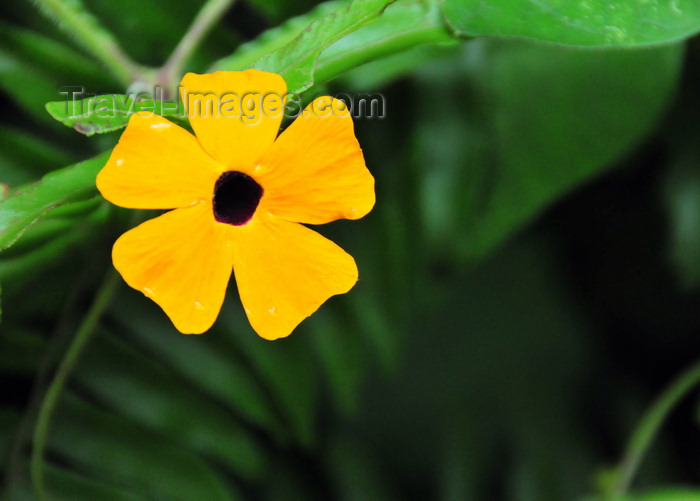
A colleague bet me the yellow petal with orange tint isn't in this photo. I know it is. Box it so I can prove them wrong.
[97,113,223,209]
[255,96,375,225]
[181,70,287,172]
[229,212,358,340]
[113,203,233,334]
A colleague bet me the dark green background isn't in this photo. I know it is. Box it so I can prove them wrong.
[1,1,700,499]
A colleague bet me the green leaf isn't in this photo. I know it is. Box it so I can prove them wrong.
[0,20,112,90]
[0,202,107,294]
[415,40,683,262]
[112,289,283,435]
[29,464,151,501]
[0,151,109,251]
[45,94,186,136]
[314,0,454,84]
[210,1,344,74]
[219,302,319,447]
[0,46,73,125]
[0,22,111,127]
[0,225,89,284]
[51,394,239,501]
[251,0,396,94]
[212,0,452,91]
[74,329,266,479]
[28,0,140,85]
[443,0,700,47]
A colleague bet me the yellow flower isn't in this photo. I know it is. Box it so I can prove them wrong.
[96,70,375,339]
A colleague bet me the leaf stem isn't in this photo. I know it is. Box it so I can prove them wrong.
[609,359,700,497]
[28,0,146,86]
[159,0,236,95]
[30,269,120,501]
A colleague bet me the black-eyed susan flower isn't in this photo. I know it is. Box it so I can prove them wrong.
[96,70,375,340]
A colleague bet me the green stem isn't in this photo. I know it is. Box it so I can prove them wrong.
[609,359,700,497]
[28,0,145,86]
[30,269,120,501]
[158,0,236,95]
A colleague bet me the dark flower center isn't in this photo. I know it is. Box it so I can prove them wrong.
[213,171,263,226]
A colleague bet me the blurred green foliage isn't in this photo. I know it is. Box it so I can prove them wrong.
[1,0,700,500]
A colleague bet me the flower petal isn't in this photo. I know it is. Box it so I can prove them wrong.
[97,113,223,209]
[229,212,358,340]
[181,70,287,172]
[255,96,375,225]
[113,203,233,334]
